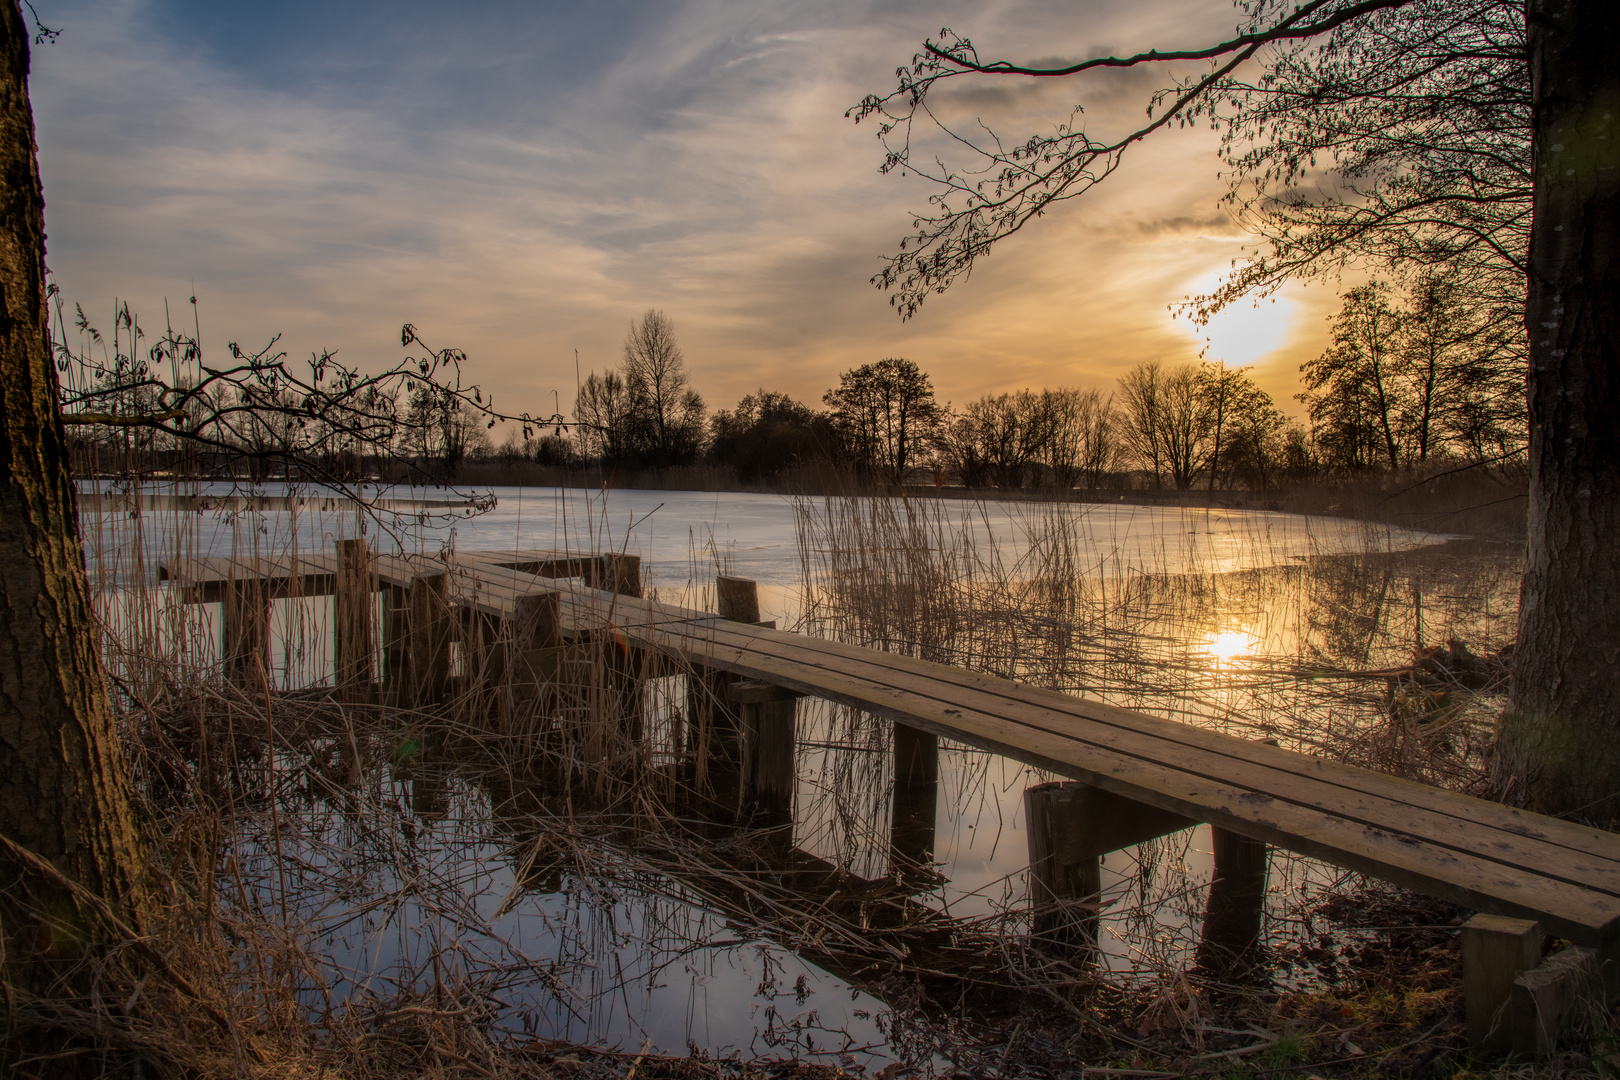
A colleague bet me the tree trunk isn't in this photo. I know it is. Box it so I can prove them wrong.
[0,2,150,1071]
[1495,0,1620,818]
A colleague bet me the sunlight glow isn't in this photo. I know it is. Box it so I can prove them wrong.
[1178,272,1297,368]
[1203,629,1259,664]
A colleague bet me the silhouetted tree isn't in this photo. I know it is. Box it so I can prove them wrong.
[708,389,829,483]
[823,358,943,484]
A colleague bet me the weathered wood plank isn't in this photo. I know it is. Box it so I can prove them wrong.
[665,617,1620,897]
[623,619,1620,942]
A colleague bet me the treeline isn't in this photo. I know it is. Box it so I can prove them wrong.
[57,278,1524,492]
[511,288,1525,492]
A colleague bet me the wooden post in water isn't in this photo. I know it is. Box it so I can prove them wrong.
[729,678,800,824]
[1462,913,1542,1056]
[1024,781,1102,952]
[890,722,939,883]
[407,571,451,706]
[590,553,642,598]
[335,538,375,699]
[221,578,269,691]
[688,575,758,785]
[1198,737,1274,975]
[1197,826,1270,973]
[585,554,645,756]
[382,583,409,697]
[510,590,564,706]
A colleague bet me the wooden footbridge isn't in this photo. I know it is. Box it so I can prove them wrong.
[160,543,1620,1057]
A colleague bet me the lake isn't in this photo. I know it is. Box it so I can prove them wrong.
[81,482,1522,1071]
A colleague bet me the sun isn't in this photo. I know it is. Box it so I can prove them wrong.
[1176,271,1297,368]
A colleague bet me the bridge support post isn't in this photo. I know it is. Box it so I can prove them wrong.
[890,723,939,883]
[1025,781,1198,952]
[590,553,642,598]
[222,578,268,691]
[1197,825,1270,974]
[730,679,800,825]
[1025,781,1102,951]
[335,538,375,700]
[1462,914,1541,1056]
[408,571,451,707]
[688,575,759,787]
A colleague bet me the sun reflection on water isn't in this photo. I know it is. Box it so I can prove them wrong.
[1203,628,1259,665]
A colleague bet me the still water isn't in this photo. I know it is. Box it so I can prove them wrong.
[84,483,1520,1069]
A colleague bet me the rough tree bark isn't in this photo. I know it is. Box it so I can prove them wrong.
[0,1,150,1072]
[1494,0,1620,817]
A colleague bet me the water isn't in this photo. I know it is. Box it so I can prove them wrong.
[83,481,1520,1070]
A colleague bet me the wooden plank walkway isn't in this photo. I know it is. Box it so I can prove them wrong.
[159,548,1620,952]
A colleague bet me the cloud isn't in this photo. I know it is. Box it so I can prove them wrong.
[32,0,1331,421]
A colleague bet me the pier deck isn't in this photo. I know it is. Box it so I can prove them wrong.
[161,545,1620,1051]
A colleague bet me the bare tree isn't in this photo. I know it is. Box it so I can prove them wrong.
[823,358,943,484]
[852,0,1620,814]
[939,390,1051,489]
[1299,282,1406,470]
[1043,387,1118,490]
[1116,362,1166,488]
[621,309,706,465]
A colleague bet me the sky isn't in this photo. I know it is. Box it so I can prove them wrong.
[29,0,1345,428]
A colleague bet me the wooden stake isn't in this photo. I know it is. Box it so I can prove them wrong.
[221,578,268,690]
[407,572,451,706]
[1462,913,1542,1056]
[335,538,374,698]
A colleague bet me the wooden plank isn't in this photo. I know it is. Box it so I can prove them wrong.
[160,554,334,602]
[619,617,1620,941]
[740,624,1620,866]
[666,617,1620,899]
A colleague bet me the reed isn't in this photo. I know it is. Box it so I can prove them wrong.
[28,469,1589,1079]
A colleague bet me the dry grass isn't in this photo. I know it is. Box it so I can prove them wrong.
[17,472,1609,1079]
